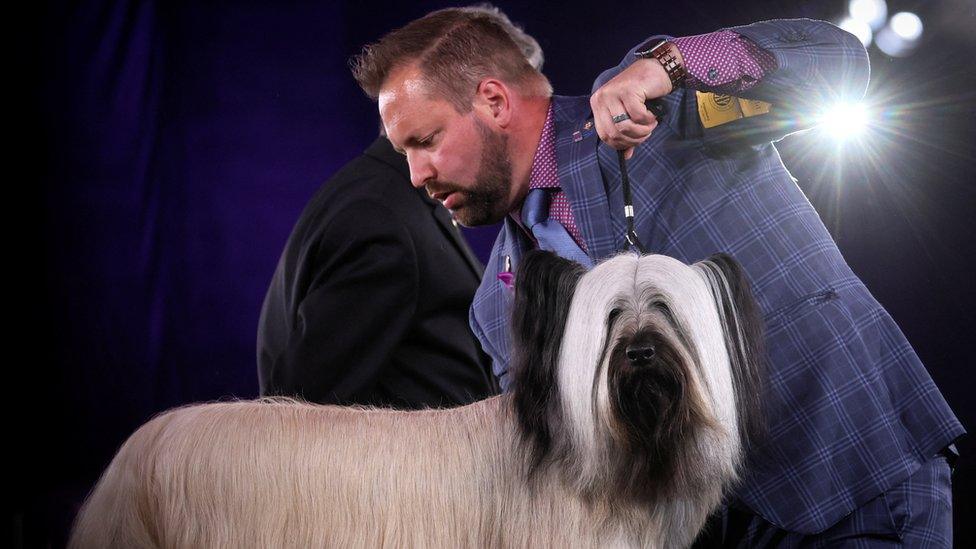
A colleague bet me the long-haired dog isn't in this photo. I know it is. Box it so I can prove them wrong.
[70,251,764,548]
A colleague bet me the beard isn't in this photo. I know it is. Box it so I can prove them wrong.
[430,118,513,227]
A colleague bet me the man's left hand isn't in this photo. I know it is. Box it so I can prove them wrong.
[590,58,674,159]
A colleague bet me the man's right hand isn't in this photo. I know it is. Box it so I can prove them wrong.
[590,57,674,159]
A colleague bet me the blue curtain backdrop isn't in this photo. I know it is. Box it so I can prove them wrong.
[18,0,975,546]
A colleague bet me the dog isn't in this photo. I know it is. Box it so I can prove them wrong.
[69,251,764,548]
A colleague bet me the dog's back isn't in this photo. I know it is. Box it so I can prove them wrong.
[69,397,511,548]
[70,405,180,548]
[70,399,320,548]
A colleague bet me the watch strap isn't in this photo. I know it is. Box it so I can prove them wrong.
[635,40,687,92]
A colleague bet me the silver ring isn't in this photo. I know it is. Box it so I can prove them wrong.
[612,113,630,124]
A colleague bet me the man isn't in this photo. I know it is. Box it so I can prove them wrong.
[257,6,545,409]
[351,8,964,545]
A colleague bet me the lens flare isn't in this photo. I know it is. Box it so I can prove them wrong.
[838,17,873,47]
[890,12,923,41]
[848,0,887,30]
[819,102,869,140]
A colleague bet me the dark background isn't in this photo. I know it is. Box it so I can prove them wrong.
[15,0,975,546]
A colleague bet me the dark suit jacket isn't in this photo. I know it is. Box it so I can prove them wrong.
[257,136,497,409]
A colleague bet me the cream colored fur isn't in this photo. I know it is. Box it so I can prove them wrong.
[70,396,679,548]
[70,253,756,548]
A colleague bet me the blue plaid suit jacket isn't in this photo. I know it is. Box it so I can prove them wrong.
[470,19,964,534]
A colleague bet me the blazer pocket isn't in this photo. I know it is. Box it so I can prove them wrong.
[763,287,840,331]
[818,489,904,543]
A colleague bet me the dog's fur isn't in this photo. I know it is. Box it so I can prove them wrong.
[70,251,764,548]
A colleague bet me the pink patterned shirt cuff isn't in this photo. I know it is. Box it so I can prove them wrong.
[672,30,777,94]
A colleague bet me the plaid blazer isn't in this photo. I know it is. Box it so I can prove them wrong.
[470,19,964,534]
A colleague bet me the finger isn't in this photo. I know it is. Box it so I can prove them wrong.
[616,118,655,140]
[623,147,635,160]
[590,94,615,144]
[606,98,640,142]
[594,94,654,149]
[609,105,657,148]
[621,92,655,126]
[606,133,643,151]
[610,120,660,151]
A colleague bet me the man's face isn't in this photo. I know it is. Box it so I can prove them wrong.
[379,66,515,226]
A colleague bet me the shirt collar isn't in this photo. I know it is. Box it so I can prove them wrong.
[511,103,557,234]
[527,104,559,190]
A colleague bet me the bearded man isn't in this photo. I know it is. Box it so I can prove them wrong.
[351,8,963,546]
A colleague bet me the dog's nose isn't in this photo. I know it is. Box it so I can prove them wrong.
[625,344,656,366]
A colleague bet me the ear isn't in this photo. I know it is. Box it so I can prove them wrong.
[695,253,766,450]
[473,78,513,128]
[510,250,586,465]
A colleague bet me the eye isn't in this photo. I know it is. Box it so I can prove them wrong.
[607,308,622,324]
[418,131,437,147]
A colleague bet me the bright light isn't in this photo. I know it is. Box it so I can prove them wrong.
[876,29,908,56]
[819,102,869,140]
[849,0,887,30]
[890,12,923,40]
[876,12,923,57]
[838,17,873,47]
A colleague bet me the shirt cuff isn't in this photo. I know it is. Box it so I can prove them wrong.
[672,30,777,94]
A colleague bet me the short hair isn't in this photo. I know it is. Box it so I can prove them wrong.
[351,5,551,113]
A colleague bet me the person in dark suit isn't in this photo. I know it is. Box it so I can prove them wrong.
[257,5,543,409]
[257,135,495,408]
[352,8,963,546]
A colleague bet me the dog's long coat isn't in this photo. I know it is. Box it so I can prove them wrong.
[71,252,764,548]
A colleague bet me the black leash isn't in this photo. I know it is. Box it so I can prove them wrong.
[618,149,648,254]
[617,99,665,254]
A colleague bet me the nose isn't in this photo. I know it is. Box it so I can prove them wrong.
[406,151,435,189]
[625,343,656,366]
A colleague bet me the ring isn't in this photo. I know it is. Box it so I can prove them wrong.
[612,113,630,124]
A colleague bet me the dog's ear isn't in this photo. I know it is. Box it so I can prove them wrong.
[510,250,586,465]
[695,253,766,450]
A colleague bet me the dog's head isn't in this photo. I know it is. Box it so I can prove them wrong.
[510,251,764,504]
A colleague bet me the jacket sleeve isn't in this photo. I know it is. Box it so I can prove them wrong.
[728,19,870,106]
[593,19,870,147]
[262,198,419,404]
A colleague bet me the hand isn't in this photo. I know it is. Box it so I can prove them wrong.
[590,58,673,159]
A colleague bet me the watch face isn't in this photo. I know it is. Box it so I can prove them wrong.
[635,39,667,57]
[635,39,669,58]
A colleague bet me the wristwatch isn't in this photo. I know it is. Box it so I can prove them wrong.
[634,40,686,93]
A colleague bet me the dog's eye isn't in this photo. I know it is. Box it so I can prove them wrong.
[608,308,622,324]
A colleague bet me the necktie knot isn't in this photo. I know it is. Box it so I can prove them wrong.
[521,188,553,229]
[518,188,592,268]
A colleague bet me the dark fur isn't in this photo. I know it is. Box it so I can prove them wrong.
[510,250,585,470]
[698,253,766,453]
[606,313,719,503]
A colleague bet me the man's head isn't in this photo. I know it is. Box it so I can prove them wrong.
[352,6,549,112]
[351,6,550,226]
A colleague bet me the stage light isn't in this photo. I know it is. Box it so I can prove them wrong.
[849,0,887,30]
[890,12,923,40]
[819,102,869,140]
[838,17,873,47]
[876,12,923,57]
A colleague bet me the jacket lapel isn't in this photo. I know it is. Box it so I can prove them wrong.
[551,96,622,262]
[473,216,534,379]
[551,93,685,260]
